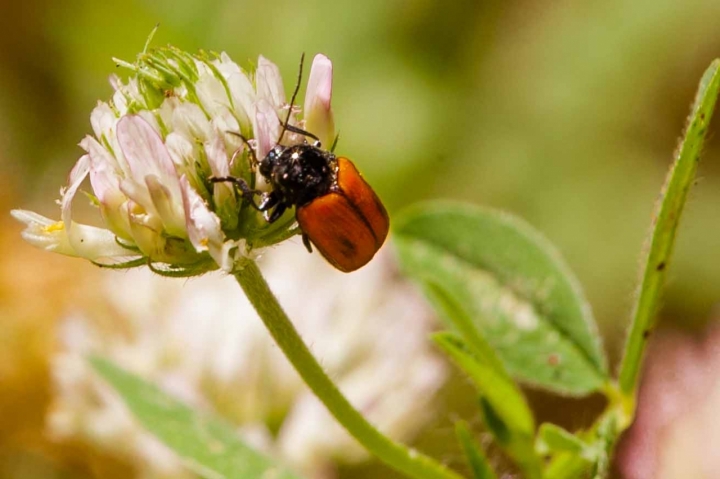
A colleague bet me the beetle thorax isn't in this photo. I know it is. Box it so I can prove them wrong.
[260,144,337,206]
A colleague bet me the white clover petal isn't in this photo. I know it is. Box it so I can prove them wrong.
[61,154,90,227]
[127,212,166,259]
[81,136,131,239]
[195,60,232,118]
[111,77,143,117]
[170,100,213,144]
[179,175,226,269]
[90,101,118,141]
[210,109,240,145]
[304,54,335,148]
[119,178,160,220]
[254,100,281,159]
[117,116,179,190]
[256,56,286,109]
[210,112,244,164]
[145,175,187,238]
[137,110,162,135]
[214,53,255,130]
[11,210,131,260]
[165,132,195,168]
[205,129,231,178]
[61,154,114,258]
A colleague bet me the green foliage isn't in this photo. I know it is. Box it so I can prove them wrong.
[90,357,302,479]
[394,202,608,395]
[86,55,720,479]
[432,332,540,477]
[536,424,590,458]
[433,333,534,441]
[455,421,497,479]
[619,59,720,397]
[398,59,720,479]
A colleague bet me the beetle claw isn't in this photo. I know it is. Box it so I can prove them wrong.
[302,233,313,253]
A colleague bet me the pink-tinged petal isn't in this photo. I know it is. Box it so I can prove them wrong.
[61,155,91,246]
[179,176,226,268]
[303,54,335,148]
[82,125,131,179]
[11,210,132,260]
[254,100,281,159]
[117,116,182,201]
[80,135,117,170]
[90,102,117,140]
[205,130,230,178]
[204,131,238,230]
[80,136,132,240]
[145,175,187,238]
[256,56,286,108]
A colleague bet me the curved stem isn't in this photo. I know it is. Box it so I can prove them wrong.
[234,260,462,479]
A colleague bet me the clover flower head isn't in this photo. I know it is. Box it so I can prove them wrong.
[12,45,335,276]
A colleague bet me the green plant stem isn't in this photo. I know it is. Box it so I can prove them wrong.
[618,59,720,401]
[234,260,462,479]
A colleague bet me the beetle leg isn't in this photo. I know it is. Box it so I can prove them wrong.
[302,233,313,253]
[258,191,280,211]
[265,203,287,223]
[225,131,259,166]
[209,176,262,210]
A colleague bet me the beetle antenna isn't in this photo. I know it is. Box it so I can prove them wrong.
[282,123,321,143]
[277,52,305,145]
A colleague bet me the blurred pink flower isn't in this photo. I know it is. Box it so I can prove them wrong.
[617,325,720,479]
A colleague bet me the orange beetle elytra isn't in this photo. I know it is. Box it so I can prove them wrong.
[297,157,389,272]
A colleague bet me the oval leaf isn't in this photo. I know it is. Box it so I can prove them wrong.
[394,202,607,395]
[90,356,302,479]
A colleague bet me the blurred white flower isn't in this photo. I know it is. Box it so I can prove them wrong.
[47,244,446,478]
[12,48,335,275]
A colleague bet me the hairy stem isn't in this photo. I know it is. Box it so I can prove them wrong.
[618,60,720,400]
[234,260,462,479]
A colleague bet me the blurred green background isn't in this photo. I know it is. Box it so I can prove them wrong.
[3,0,720,477]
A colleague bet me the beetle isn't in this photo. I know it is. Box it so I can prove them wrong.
[212,55,389,272]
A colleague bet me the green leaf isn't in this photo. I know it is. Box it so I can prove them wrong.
[543,452,591,479]
[619,59,720,398]
[434,333,534,436]
[536,423,588,456]
[433,333,541,478]
[423,282,512,385]
[90,356,302,479]
[455,421,497,479]
[394,203,607,395]
[478,398,541,479]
